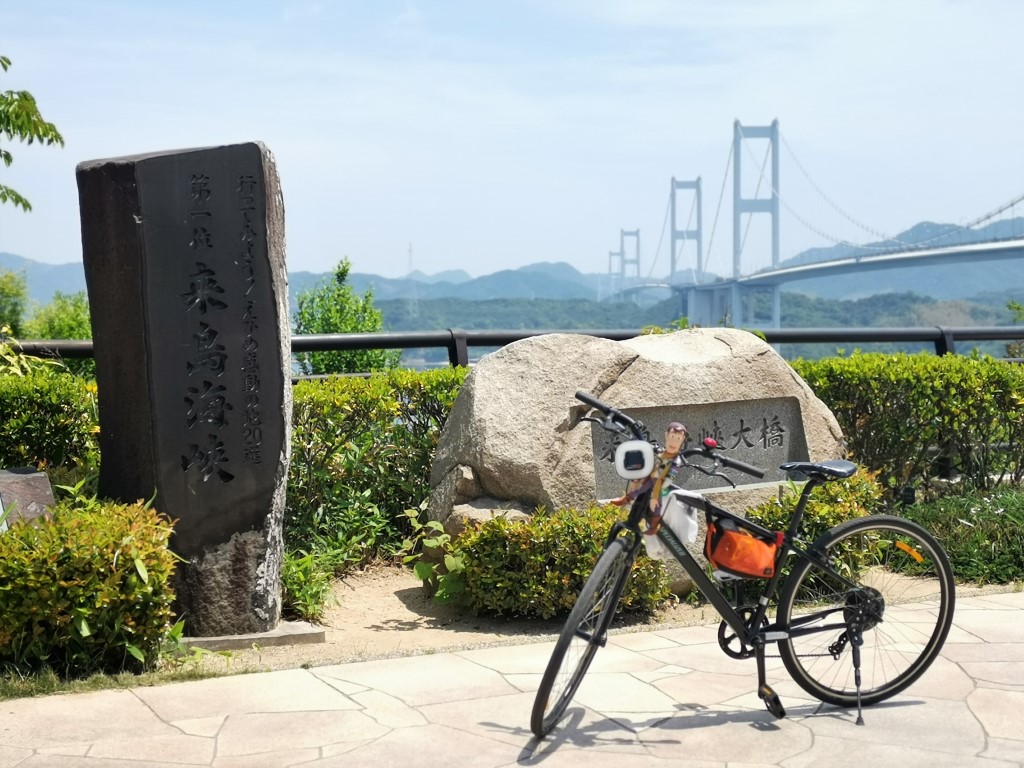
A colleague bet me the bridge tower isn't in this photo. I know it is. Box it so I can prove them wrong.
[606,229,640,300]
[670,177,703,281]
[621,228,640,278]
[732,118,781,326]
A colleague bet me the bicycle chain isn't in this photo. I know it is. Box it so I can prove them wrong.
[764,652,838,659]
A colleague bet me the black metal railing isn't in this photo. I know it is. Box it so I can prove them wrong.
[14,325,1024,368]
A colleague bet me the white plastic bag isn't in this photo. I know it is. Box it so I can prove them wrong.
[642,489,700,560]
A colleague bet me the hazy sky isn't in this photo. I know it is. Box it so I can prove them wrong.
[2,0,1023,279]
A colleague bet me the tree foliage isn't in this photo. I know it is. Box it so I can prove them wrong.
[293,257,400,374]
[24,290,94,377]
[0,55,65,212]
[0,269,28,337]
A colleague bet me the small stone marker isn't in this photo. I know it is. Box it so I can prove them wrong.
[0,467,56,529]
[76,143,291,636]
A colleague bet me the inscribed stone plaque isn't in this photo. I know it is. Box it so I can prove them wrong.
[0,467,55,527]
[134,146,284,555]
[77,143,290,635]
[592,397,808,500]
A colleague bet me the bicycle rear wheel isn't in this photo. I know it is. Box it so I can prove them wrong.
[530,535,635,738]
[777,515,955,707]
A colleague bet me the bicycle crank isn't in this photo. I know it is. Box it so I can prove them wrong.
[717,609,765,659]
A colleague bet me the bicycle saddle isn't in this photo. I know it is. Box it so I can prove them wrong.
[780,460,857,481]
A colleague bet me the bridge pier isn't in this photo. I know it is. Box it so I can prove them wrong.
[685,282,782,329]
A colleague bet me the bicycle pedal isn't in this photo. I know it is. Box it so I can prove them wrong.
[758,684,786,719]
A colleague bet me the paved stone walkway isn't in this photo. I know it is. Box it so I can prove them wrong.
[1,591,1022,767]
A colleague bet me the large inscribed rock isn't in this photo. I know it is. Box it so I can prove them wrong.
[76,143,291,636]
[429,329,845,535]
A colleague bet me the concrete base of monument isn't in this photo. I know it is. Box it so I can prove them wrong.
[179,620,326,652]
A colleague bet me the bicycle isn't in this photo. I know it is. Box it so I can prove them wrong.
[531,390,955,738]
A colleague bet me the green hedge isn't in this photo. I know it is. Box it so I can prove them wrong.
[0,370,98,472]
[443,505,671,619]
[0,500,178,678]
[793,353,1024,493]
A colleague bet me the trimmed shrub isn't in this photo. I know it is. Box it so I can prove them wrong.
[441,505,672,619]
[0,500,178,678]
[0,370,98,471]
[285,367,467,567]
[793,353,1024,494]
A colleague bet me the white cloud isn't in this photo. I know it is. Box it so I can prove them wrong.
[1,0,1023,279]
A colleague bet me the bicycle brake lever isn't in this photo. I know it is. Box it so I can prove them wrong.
[708,469,737,488]
[690,460,737,488]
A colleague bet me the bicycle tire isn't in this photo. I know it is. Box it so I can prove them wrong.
[777,514,955,707]
[530,536,635,738]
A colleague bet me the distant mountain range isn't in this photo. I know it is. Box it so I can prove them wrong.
[5,217,1024,311]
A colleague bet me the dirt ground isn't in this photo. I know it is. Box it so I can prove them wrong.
[206,564,722,673]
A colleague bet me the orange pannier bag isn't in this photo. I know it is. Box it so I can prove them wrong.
[704,516,780,579]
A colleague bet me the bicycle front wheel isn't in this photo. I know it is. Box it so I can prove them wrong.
[777,515,955,707]
[530,536,635,739]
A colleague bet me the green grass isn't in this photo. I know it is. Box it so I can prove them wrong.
[0,659,237,701]
[898,486,1024,585]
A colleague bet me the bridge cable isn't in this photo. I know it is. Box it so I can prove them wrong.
[739,137,772,261]
[704,141,734,275]
[776,128,1024,252]
[665,191,700,280]
[680,190,698,277]
[645,192,673,281]
[737,124,942,253]
[779,130,900,242]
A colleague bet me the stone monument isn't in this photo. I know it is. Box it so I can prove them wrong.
[429,329,846,534]
[76,143,291,636]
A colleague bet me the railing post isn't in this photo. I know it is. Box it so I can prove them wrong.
[934,326,956,355]
[447,328,469,367]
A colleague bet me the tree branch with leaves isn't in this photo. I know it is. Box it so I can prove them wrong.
[0,55,64,212]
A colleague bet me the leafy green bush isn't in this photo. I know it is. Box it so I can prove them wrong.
[794,353,1024,494]
[0,499,178,678]
[285,368,466,572]
[281,549,341,622]
[293,258,401,375]
[436,505,671,619]
[900,488,1024,584]
[0,369,98,471]
[23,291,95,378]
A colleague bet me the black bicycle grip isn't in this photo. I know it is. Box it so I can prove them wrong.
[575,390,611,413]
[718,453,766,479]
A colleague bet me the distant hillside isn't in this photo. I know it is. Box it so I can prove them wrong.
[0,253,88,306]
[6,216,1024,312]
[780,218,1024,300]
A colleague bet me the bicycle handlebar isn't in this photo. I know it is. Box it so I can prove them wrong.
[574,390,647,440]
[576,390,767,480]
[716,452,766,479]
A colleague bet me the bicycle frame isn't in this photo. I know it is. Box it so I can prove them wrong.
[611,476,862,651]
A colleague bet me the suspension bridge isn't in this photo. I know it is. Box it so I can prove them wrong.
[604,119,1024,327]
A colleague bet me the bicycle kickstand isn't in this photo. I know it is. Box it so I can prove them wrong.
[850,628,865,726]
[754,640,786,719]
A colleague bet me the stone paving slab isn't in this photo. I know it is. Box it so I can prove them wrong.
[0,592,1021,767]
